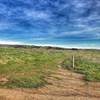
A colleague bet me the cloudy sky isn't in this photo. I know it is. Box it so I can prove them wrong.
[0,0,100,48]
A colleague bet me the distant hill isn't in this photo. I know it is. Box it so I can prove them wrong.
[0,44,88,51]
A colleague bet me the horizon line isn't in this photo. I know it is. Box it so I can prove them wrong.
[0,41,100,50]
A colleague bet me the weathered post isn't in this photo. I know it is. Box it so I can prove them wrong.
[72,55,75,68]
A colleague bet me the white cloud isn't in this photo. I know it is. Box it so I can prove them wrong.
[64,27,100,35]
[48,26,100,39]
[0,3,8,14]
[0,22,14,30]
[87,14,100,21]
[24,10,51,21]
[0,40,23,45]
[32,37,49,41]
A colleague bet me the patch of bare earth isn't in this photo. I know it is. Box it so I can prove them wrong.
[0,68,100,100]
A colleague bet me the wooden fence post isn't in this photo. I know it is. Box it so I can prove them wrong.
[72,55,75,68]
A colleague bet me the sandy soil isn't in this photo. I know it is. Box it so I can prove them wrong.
[0,68,100,100]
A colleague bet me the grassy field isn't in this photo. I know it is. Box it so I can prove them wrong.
[0,46,100,88]
[62,50,100,81]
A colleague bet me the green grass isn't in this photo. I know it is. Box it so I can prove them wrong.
[62,56,100,81]
[0,47,66,88]
[0,47,100,88]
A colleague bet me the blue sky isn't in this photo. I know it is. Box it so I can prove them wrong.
[0,0,100,48]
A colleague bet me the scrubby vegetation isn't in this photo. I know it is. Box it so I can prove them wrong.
[62,55,100,81]
[0,46,100,88]
[0,47,66,88]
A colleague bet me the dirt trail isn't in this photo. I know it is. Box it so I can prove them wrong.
[0,68,100,100]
